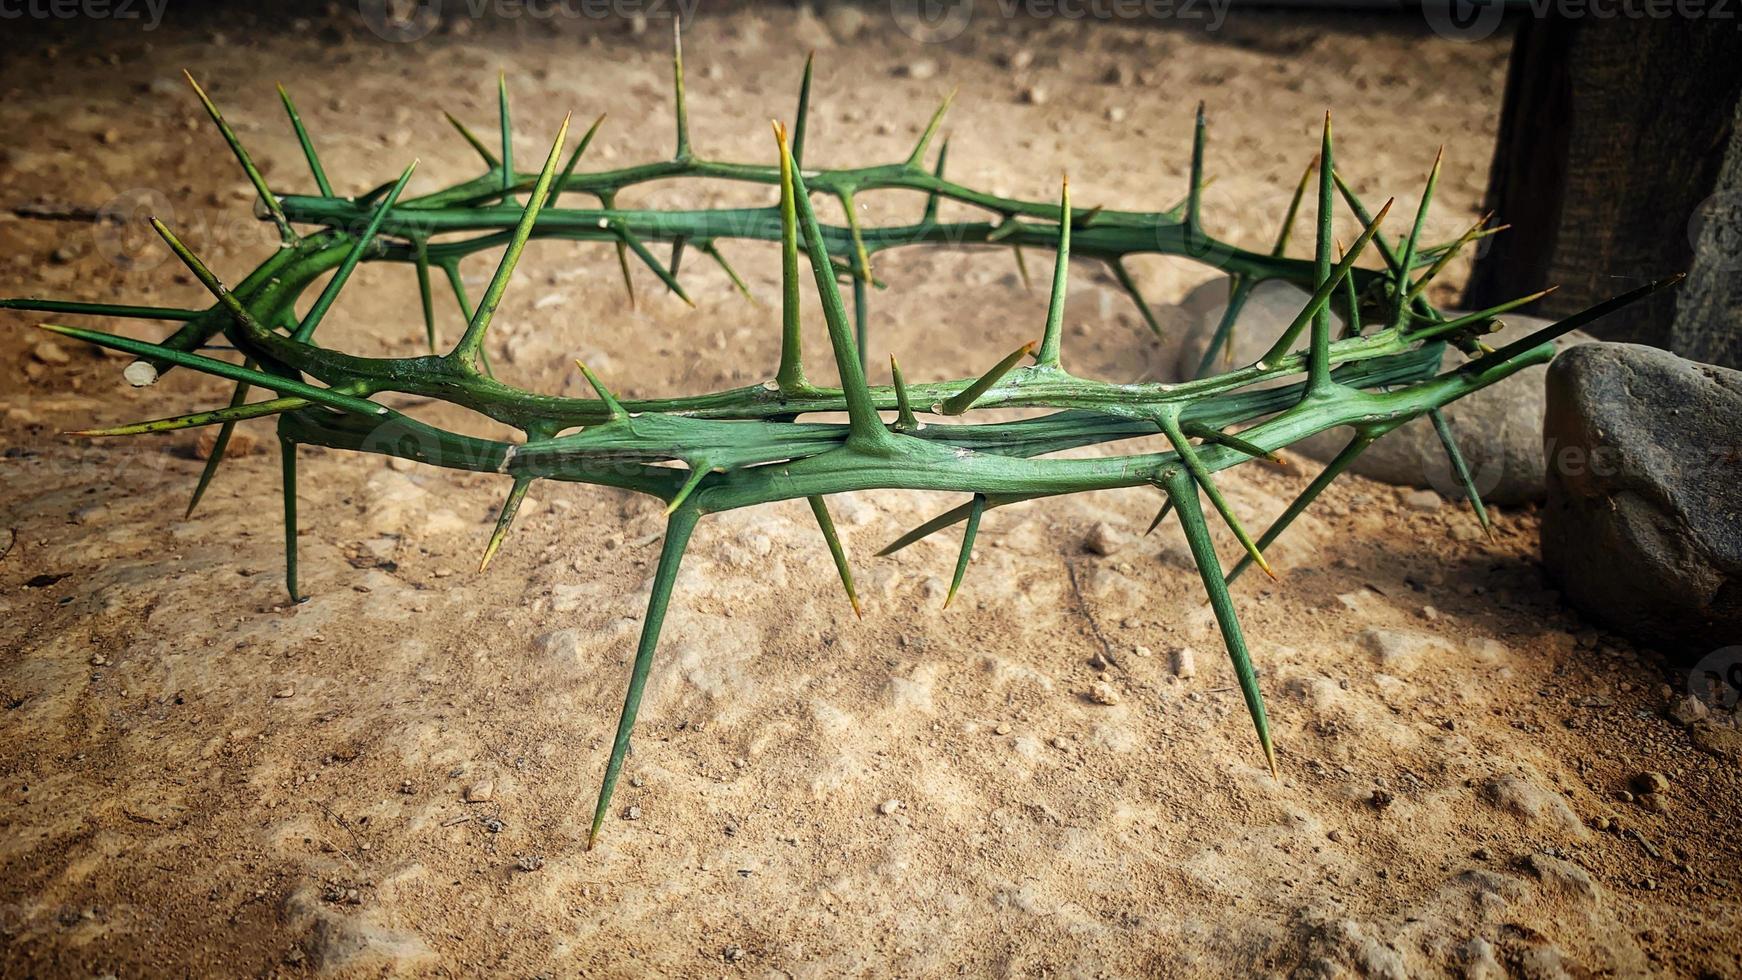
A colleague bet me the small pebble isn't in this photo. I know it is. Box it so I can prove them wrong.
[1403,489,1442,511]
[623,805,642,821]
[1083,521,1124,556]
[878,798,901,815]
[463,779,495,803]
[32,341,71,365]
[516,854,545,873]
[1087,682,1120,706]
[994,722,1012,735]
[1105,106,1127,123]
[1021,86,1047,106]
[900,60,937,81]
[273,686,295,699]
[1171,646,1198,679]
[1631,771,1670,795]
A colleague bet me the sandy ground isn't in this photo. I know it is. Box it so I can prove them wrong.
[2,3,1739,977]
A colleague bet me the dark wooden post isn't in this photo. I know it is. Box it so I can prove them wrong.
[1464,17,1742,367]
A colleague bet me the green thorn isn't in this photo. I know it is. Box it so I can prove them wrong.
[1186,101,1207,242]
[906,89,955,169]
[1012,242,1032,292]
[574,359,628,420]
[293,159,418,343]
[479,476,533,572]
[1428,408,1492,537]
[588,508,699,850]
[1165,470,1276,778]
[792,53,814,168]
[776,122,890,451]
[276,83,334,197]
[1182,421,1281,465]
[944,494,985,610]
[0,298,202,320]
[1405,213,1491,305]
[279,432,307,604]
[669,236,687,279]
[1415,289,1559,346]
[185,368,255,519]
[853,276,869,372]
[37,322,384,418]
[1271,154,1316,258]
[889,354,917,431]
[922,139,950,223]
[545,113,607,209]
[1160,413,1275,580]
[839,189,873,286]
[700,241,752,300]
[1036,175,1071,369]
[877,499,980,557]
[1307,111,1336,391]
[1195,275,1253,380]
[1391,147,1443,330]
[1229,430,1378,584]
[184,71,295,242]
[69,392,307,440]
[809,496,862,618]
[1256,196,1393,369]
[415,239,438,353]
[1109,259,1164,340]
[665,461,710,515]
[497,71,514,196]
[450,113,571,369]
[938,340,1037,416]
[1461,274,1685,372]
[671,15,691,160]
[616,225,694,307]
[1144,496,1174,536]
[443,109,501,169]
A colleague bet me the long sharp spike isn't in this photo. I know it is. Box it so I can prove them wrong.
[791,53,814,167]
[450,114,571,369]
[938,340,1037,416]
[588,508,700,850]
[906,89,955,169]
[276,84,334,197]
[1186,101,1207,241]
[184,71,294,242]
[1229,431,1378,584]
[1036,175,1071,369]
[700,241,752,300]
[877,499,980,557]
[808,496,862,618]
[1165,471,1276,777]
[293,159,418,343]
[70,393,307,439]
[573,359,628,421]
[671,15,691,160]
[664,462,710,515]
[944,494,986,610]
[1160,414,1275,580]
[1428,409,1491,536]
[1391,147,1443,330]
[415,239,438,352]
[1308,111,1336,391]
[889,354,917,431]
[776,121,891,450]
[443,109,500,169]
[1110,259,1165,340]
[922,139,950,223]
[497,72,514,195]
[478,476,532,572]
[279,432,306,604]
[1256,197,1393,369]
[545,113,606,208]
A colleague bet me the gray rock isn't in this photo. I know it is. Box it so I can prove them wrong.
[1175,278,1591,504]
[1542,343,1742,654]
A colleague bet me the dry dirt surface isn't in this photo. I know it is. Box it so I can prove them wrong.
[2,4,1739,977]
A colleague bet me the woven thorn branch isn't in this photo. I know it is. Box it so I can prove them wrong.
[1,25,1682,849]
